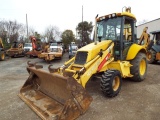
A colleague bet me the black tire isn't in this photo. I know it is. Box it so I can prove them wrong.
[26,54,31,58]
[59,56,62,60]
[22,52,25,57]
[11,55,15,58]
[100,70,122,97]
[46,60,51,64]
[147,49,157,64]
[130,52,147,82]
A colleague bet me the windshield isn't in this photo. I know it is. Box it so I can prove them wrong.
[24,43,32,47]
[50,48,61,52]
[50,43,58,46]
[12,42,19,48]
[69,45,78,51]
[97,17,122,41]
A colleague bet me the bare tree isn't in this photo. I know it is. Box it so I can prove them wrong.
[44,25,61,42]
[137,19,149,26]
[0,19,25,43]
[28,26,35,36]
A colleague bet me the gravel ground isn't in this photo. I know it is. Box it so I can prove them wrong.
[0,53,160,120]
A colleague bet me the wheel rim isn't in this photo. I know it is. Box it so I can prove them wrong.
[139,59,146,75]
[112,76,120,91]
[1,53,5,60]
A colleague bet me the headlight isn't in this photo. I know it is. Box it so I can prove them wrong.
[112,13,116,17]
[100,16,105,20]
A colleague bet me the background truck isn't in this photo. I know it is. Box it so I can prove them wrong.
[23,43,32,53]
[69,43,78,59]
[19,7,148,120]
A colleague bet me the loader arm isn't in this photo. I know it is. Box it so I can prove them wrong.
[64,42,115,87]
[138,27,151,48]
[30,36,37,50]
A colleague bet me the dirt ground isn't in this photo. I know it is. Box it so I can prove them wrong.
[0,53,160,120]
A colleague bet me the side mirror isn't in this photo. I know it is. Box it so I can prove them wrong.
[98,36,102,42]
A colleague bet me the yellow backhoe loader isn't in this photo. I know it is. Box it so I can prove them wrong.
[0,37,5,60]
[19,7,148,120]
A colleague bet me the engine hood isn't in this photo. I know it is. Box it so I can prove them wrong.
[77,40,112,62]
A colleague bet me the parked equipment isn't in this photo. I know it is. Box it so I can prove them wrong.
[25,36,42,57]
[138,27,154,62]
[0,37,5,60]
[38,42,63,62]
[6,41,25,57]
[19,7,148,120]
[24,43,32,53]
[69,43,78,59]
[147,31,160,63]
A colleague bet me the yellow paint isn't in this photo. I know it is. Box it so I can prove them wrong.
[0,38,4,48]
[1,53,5,60]
[120,12,136,20]
[126,44,146,60]
[78,40,112,63]
[113,76,120,91]
[139,59,146,76]
[107,61,133,78]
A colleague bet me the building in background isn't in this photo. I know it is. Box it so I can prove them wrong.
[137,18,160,38]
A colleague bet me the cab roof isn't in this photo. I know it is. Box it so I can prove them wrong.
[97,12,136,22]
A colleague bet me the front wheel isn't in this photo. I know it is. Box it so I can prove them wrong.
[100,70,122,97]
[130,52,147,82]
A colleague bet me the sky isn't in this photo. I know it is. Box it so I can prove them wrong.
[0,0,159,35]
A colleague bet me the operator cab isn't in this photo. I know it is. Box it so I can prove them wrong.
[97,7,137,60]
[12,41,20,48]
[150,31,160,45]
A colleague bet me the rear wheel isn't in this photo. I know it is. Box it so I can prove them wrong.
[130,52,147,82]
[46,60,51,64]
[100,70,122,97]
[147,49,157,64]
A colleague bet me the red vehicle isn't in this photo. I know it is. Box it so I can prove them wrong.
[25,36,42,57]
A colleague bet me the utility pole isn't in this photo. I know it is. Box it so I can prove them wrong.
[26,14,29,42]
[82,5,83,44]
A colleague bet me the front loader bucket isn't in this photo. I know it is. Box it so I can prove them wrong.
[18,62,92,120]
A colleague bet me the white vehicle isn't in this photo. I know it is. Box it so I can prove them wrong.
[24,43,32,52]
[69,44,78,59]
[50,43,63,52]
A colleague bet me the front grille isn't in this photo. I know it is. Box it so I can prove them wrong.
[51,48,58,52]
[24,49,30,52]
[74,51,88,65]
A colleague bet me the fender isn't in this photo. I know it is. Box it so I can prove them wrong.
[126,44,146,60]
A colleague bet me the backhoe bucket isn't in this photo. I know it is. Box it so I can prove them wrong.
[18,62,92,120]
